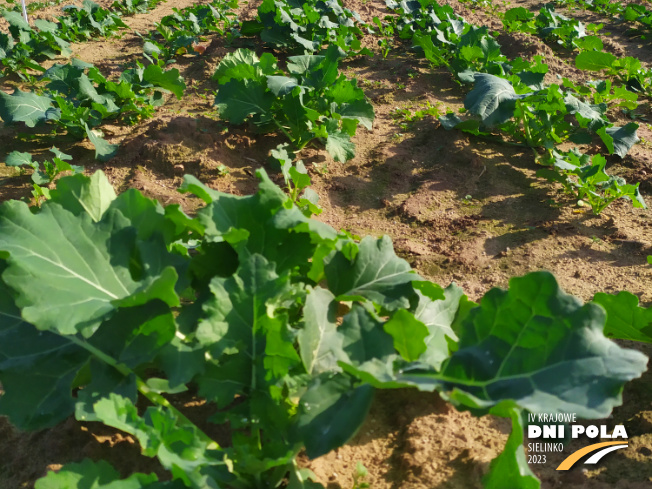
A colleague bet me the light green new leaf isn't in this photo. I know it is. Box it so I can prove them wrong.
[324,235,418,310]
[49,171,117,222]
[85,123,119,162]
[0,202,178,337]
[35,459,167,489]
[143,64,185,99]
[593,291,652,343]
[5,151,37,169]
[414,283,463,369]
[93,394,226,487]
[383,309,428,361]
[298,287,349,374]
[0,89,56,127]
[575,51,617,72]
[483,406,539,489]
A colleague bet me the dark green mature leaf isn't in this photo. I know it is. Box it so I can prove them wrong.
[340,304,395,364]
[293,375,374,459]
[402,272,648,418]
[598,123,639,158]
[214,79,274,124]
[593,291,652,343]
[85,123,119,161]
[0,89,56,127]
[0,201,178,337]
[464,74,528,126]
[298,287,348,375]
[324,235,418,310]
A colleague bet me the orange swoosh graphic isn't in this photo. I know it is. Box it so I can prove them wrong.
[557,441,628,470]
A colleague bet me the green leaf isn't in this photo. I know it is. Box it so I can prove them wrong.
[603,123,639,158]
[383,309,428,361]
[214,79,274,124]
[340,304,395,364]
[5,151,36,169]
[93,394,226,487]
[325,128,355,162]
[464,74,527,126]
[575,51,617,71]
[592,291,652,343]
[35,459,167,489]
[298,287,348,375]
[324,235,417,310]
[266,75,300,96]
[402,272,649,418]
[293,375,374,459]
[483,406,539,489]
[143,64,185,99]
[85,123,119,161]
[414,283,463,369]
[0,201,179,337]
[0,89,56,127]
[49,171,117,222]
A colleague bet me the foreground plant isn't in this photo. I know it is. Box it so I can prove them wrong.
[0,168,647,488]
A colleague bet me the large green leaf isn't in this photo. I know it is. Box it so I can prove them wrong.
[324,235,418,310]
[292,375,374,459]
[0,201,179,337]
[597,123,639,158]
[403,272,648,418]
[592,291,652,343]
[143,64,185,99]
[574,51,617,72]
[464,74,528,126]
[0,89,57,127]
[340,303,395,364]
[214,79,275,124]
[298,287,348,375]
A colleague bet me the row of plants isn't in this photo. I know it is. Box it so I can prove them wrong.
[143,0,240,64]
[0,59,185,159]
[375,0,645,213]
[0,168,649,489]
[498,5,652,97]
[555,0,652,36]
[0,0,166,79]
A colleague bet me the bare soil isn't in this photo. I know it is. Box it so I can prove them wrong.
[1,0,651,487]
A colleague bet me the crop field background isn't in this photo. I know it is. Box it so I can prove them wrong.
[0,0,652,487]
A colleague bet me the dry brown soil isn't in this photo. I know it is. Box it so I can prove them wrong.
[1,0,651,487]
